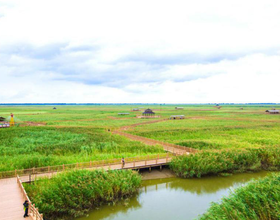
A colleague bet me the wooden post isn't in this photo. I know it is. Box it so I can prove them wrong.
[90,161,92,167]
[15,169,17,177]
[145,160,147,166]
[36,207,39,220]
[32,167,35,174]
[48,166,50,172]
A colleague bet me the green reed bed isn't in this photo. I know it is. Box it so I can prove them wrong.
[24,169,141,220]
[199,173,280,220]
[0,126,164,172]
[170,147,280,178]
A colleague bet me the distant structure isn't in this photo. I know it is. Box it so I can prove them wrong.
[240,108,244,110]
[137,109,159,119]
[132,108,140,111]
[266,110,279,114]
[0,116,9,128]
[142,109,155,116]
[169,115,185,120]
[175,107,184,110]
[118,113,130,116]
[53,107,57,110]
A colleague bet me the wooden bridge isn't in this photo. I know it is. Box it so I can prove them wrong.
[0,118,197,220]
[0,154,174,220]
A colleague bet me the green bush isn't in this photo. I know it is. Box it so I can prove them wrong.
[24,169,141,220]
[170,147,280,178]
[199,173,280,220]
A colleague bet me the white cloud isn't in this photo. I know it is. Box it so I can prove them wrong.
[0,0,280,103]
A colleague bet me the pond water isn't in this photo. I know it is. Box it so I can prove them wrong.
[77,171,271,220]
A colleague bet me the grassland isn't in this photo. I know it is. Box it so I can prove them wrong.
[1,104,280,172]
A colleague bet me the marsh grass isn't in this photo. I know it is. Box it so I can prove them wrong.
[24,169,141,220]
[170,147,280,178]
[199,173,280,220]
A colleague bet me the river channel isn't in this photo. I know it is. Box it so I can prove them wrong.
[77,171,271,220]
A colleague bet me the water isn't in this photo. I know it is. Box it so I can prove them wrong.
[77,171,271,220]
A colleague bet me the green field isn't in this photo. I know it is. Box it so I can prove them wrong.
[1,104,280,172]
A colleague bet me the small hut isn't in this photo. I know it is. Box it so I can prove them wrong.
[132,108,140,111]
[142,109,155,116]
[170,115,185,120]
[240,108,244,110]
[266,110,279,114]
[175,107,184,110]
[53,107,57,110]
[118,113,130,116]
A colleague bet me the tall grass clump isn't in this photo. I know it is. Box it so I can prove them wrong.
[24,169,141,220]
[199,173,280,220]
[170,147,280,178]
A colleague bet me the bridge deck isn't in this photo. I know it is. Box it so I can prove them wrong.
[0,178,31,220]
[19,157,172,182]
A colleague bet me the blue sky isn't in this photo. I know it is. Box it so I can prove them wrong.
[0,0,280,103]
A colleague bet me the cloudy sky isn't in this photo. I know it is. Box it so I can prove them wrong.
[0,0,280,103]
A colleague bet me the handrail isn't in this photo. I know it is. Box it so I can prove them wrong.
[0,153,172,179]
[17,175,44,220]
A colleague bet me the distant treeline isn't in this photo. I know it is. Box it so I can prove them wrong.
[0,103,279,106]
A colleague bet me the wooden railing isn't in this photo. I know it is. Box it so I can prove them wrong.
[0,153,172,179]
[17,175,44,220]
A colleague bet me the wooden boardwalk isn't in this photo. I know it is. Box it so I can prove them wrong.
[0,156,172,219]
[19,157,172,183]
[0,117,196,219]
[0,178,31,220]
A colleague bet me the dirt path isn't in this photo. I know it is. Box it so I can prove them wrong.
[112,119,196,155]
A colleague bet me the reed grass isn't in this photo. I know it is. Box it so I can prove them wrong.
[170,147,280,178]
[199,173,280,220]
[24,169,141,220]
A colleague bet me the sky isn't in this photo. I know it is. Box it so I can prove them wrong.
[0,0,280,103]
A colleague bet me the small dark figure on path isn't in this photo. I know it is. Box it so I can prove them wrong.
[121,158,125,168]
[23,200,29,218]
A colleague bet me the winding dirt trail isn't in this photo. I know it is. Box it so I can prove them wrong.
[112,119,196,155]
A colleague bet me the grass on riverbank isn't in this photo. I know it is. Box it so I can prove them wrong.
[199,173,280,220]
[170,147,280,178]
[24,169,141,220]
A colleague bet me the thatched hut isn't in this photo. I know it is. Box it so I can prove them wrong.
[142,109,155,116]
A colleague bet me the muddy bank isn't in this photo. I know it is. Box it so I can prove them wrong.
[140,168,176,180]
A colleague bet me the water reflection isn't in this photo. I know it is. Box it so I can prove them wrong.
[77,171,272,220]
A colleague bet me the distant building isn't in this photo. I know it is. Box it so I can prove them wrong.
[53,107,56,110]
[132,108,140,111]
[266,110,279,114]
[175,107,184,110]
[240,108,244,110]
[118,113,130,115]
[142,109,155,116]
[170,115,185,120]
